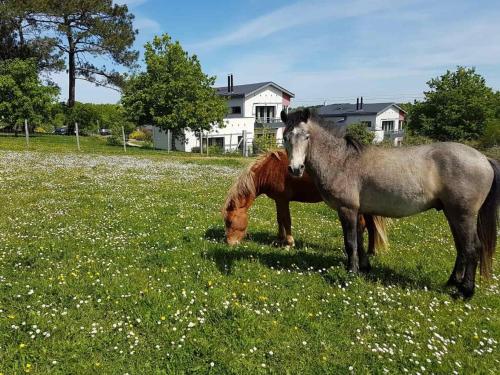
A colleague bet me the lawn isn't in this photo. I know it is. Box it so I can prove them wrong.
[0,136,498,374]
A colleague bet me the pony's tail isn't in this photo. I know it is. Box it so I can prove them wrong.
[366,215,389,255]
[477,159,499,279]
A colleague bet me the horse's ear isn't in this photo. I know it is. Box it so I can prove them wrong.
[302,107,310,122]
[280,110,288,123]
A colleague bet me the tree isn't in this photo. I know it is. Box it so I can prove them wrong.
[0,58,59,133]
[0,0,63,71]
[345,123,375,145]
[407,67,497,141]
[13,0,138,107]
[122,34,227,134]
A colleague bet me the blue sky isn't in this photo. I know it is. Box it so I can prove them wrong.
[51,0,500,105]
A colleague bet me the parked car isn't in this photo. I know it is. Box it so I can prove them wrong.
[54,127,69,135]
[99,128,112,136]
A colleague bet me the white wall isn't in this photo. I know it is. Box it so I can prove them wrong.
[375,107,401,131]
[244,85,286,119]
[156,84,291,153]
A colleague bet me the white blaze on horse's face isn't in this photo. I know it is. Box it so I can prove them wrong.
[285,123,310,178]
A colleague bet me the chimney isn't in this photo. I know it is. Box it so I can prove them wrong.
[230,74,234,92]
[360,96,364,110]
[356,97,359,110]
[227,75,231,93]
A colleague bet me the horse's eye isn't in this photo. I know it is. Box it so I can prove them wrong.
[305,134,310,140]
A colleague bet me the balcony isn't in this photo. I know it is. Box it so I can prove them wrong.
[383,129,405,138]
[255,117,282,124]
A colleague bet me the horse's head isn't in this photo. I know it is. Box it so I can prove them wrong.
[281,108,311,178]
[223,197,249,246]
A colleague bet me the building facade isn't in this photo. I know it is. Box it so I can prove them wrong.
[317,100,406,145]
[153,78,294,153]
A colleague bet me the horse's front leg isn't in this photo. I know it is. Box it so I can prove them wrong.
[338,207,360,273]
[275,199,294,247]
[357,215,371,272]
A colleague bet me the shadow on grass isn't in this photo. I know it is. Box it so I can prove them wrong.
[204,227,327,252]
[205,227,443,294]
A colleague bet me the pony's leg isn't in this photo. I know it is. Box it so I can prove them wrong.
[356,216,371,272]
[444,212,465,287]
[445,210,480,298]
[275,199,294,247]
[338,207,360,273]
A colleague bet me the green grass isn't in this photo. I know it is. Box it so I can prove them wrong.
[0,137,498,374]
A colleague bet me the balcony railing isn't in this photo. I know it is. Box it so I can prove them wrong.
[383,129,405,138]
[255,117,282,124]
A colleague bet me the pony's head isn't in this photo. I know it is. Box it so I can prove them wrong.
[222,168,256,245]
[223,198,249,245]
[281,108,312,178]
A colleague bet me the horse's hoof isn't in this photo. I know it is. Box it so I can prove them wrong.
[360,263,371,273]
[457,284,475,300]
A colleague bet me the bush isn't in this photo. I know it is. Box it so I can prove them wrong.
[106,135,123,146]
[345,123,375,145]
[207,145,224,155]
[401,133,434,146]
[479,119,500,148]
[253,133,278,154]
[34,127,46,133]
[129,129,147,141]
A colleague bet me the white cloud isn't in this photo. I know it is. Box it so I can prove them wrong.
[192,0,415,51]
[115,0,148,8]
[135,17,161,32]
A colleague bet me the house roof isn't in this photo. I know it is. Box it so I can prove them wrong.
[317,102,405,117]
[215,81,294,98]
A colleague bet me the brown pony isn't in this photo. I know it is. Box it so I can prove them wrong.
[223,150,388,253]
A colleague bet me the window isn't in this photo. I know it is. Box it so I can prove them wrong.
[361,121,372,127]
[208,137,224,147]
[399,120,404,130]
[231,106,241,114]
[382,120,394,132]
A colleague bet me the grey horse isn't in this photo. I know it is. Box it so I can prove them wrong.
[281,108,498,298]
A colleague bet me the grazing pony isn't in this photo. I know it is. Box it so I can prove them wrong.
[282,108,498,298]
[223,150,388,254]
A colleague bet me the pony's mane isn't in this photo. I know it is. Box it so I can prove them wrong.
[222,150,285,215]
[285,108,365,153]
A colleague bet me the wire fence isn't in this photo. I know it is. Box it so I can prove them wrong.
[1,119,285,157]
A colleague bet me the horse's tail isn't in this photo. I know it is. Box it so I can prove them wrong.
[477,158,499,279]
[366,215,389,255]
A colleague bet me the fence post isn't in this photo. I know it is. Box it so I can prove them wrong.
[167,129,171,152]
[122,126,127,152]
[242,130,247,157]
[229,133,233,153]
[24,119,29,149]
[75,122,81,151]
[206,132,209,156]
[199,129,203,154]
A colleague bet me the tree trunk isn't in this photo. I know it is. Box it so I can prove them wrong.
[68,47,76,108]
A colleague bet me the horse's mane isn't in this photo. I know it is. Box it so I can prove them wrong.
[222,150,286,215]
[285,109,365,153]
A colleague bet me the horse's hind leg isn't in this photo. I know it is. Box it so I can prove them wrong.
[357,215,371,272]
[275,199,294,247]
[445,210,481,298]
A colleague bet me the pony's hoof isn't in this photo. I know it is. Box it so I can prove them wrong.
[360,263,371,273]
[457,284,475,300]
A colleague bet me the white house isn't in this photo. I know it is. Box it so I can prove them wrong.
[317,98,406,145]
[153,75,294,152]
[153,76,294,153]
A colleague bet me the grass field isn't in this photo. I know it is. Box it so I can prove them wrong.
[0,135,498,374]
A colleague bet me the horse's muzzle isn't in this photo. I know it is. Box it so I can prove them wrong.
[288,165,304,177]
